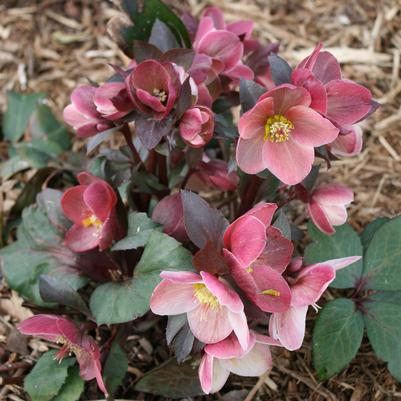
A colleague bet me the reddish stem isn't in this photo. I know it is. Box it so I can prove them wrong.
[122,124,141,164]
[236,175,262,217]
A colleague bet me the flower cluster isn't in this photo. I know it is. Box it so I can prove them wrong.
[150,203,360,393]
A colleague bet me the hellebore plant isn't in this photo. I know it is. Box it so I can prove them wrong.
[1,1,389,400]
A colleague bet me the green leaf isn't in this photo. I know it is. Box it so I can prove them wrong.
[3,91,46,142]
[24,351,75,401]
[52,366,84,401]
[0,156,30,179]
[362,216,401,290]
[360,217,389,250]
[121,0,191,49]
[112,212,162,251]
[364,293,401,382]
[103,342,128,396]
[305,223,363,289]
[272,210,291,239]
[313,298,364,380]
[90,231,194,324]
[135,357,203,398]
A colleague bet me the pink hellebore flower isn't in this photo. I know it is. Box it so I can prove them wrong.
[308,184,354,235]
[187,157,239,192]
[270,257,361,350]
[152,193,188,243]
[61,172,123,252]
[179,106,214,148]
[126,59,180,120]
[150,270,250,349]
[295,43,374,129]
[199,331,277,394]
[193,7,254,81]
[236,85,339,185]
[17,315,107,396]
[328,125,363,157]
[223,203,293,313]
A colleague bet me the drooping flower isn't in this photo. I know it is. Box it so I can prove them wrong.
[236,85,339,184]
[308,184,354,235]
[179,106,214,148]
[223,203,293,313]
[150,270,250,349]
[328,125,363,157]
[61,172,123,252]
[187,157,239,192]
[152,193,188,243]
[17,315,107,396]
[199,331,277,394]
[125,59,180,120]
[269,257,361,350]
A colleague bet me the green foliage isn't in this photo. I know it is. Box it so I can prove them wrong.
[103,342,129,396]
[305,222,363,288]
[135,357,203,398]
[52,366,85,401]
[24,351,79,401]
[313,299,364,379]
[90,230,194,324]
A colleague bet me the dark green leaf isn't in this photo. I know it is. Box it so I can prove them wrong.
[90,231,194,324]
[103,342,128,396]
[112,212,162,251]
[360,217,389,250]
[52,366,84,401]
[239,79,266,113]
[135,357,203,398]
[305,223,363,289]
[363,216,401,290]
[364,294,401,382]
[3,91,46,142]
[86,126,121,155]
[0,156,30,179]
[24,351,75,401]
[313,298,364,379]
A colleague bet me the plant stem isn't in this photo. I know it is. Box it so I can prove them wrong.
[236,175,262,217]
[181,168,194,189]
[157,153,168,187]
[122,124,140,164]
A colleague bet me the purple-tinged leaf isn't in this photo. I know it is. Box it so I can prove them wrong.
[132,40,163,63]
[239,79,266,113]
[161,48,195,71]
[135,115,174,150]
[268,53,292,85]
[149,19,178,52]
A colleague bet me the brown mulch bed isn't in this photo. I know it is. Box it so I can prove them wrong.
[1,0,401,400]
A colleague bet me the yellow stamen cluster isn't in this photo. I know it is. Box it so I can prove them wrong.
[153,88,167,103]
[260,289,281,297]
[193,283,220,309]
[82,214,103,228]
[264,114,294,143]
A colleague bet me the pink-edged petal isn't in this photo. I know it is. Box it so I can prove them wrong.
[135,88,166,113]
[260,85,311,115]
[193,16,215,47]
[160,270,202,283]
[236,136,265,175]
[205,333,255,359]
[297,43,324,71]
[270,306,308,351]
[187,303,232,344]
[150,280,198,315]
[291,264,335,307]
[202,7,225,29]
[254,333,281,346]
[228,310,250,350]
[238,97,274,140]
[83,181,116,222]
[329,125,363,157]
[132,60,170,93]
[287,256,304,273]
[199,355,230,394]
[98,215,117,251]
[313,185,353,205]
[77,172,99,186]
[224,63,254,81]
[223,215,266,267]
[70,85,98,118]
[308,200,335,235]
[326,79,372,126]
[262,138,315,185]
[250,265,292,313]
[63,104,100,137]
[315,256,361,271]
[322,204,348,225]
[201,271,244,313]
[312,51,342,84]
[227,20,254,38]
[65,224,100,252]
[256,226,293,273]
[245,203,278,227]
[221,343,272,376]
[61,186,90,224]
[286,105,339,147]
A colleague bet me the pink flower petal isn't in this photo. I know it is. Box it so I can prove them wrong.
[326,79,372,126]
[286,105,339,147]
[317,256,361,271]
[322,204,348,225]
[83,181,116,222]
[262,138,315,185]
[244,203,278,227]
[160,271,202,283]
[202,7,225,29]
[313,185,354,205]
[329,125,363,157]
[61,186,91,225]
[135,88,166,113]
[205,333,255,359]
[224,63,254,81]
[228,310,250,350]
[65,224,101,252]
[199,354,230,394]
[150,280,198,315]
[270,306,308,351]
[238,97,274,140]
[193,17,215,47]
[187,303,232,344]
[70,85,99,118]
[236,136,265,175]
[132,60,170,93]
[311,51,342,84]
[308,200,335,235]
[77,172,98,186]
[227,20,254,39]
[201,271,244,313]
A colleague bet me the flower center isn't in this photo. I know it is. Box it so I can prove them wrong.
[152,88,167,104]
[54,336,81,362]
[264,114,294,143]
[193,283,219,309]
[82,214,103,228]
